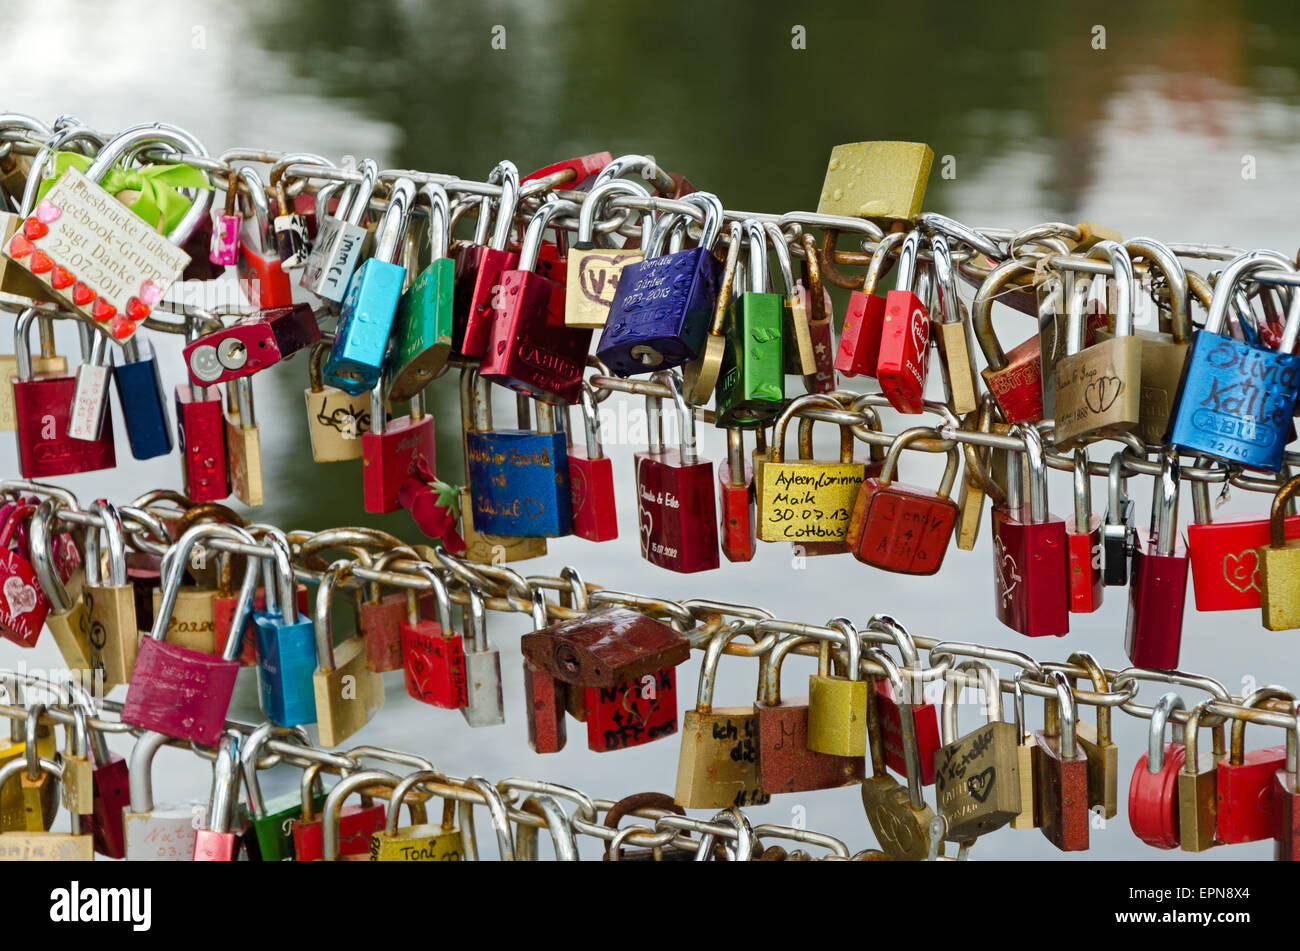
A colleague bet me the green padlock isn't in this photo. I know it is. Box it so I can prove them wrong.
[388,182,455,402]
[240,725,326,861]
[716,218,784,428]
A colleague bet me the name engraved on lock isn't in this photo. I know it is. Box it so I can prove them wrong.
[3,168,189,340]
[1185,343,1300,458]
[759,464,863,541]
[591,669,677,751]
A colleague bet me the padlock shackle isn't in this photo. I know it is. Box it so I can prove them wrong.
[414,182,451,261]
[743,219,769,295]
[1270,474,1300,549]
[260,529,298,622]
[1072,450,1091,529]
[653,370,696,464]
[205,731,242,836]
[372,178,415,266]
[518,197,580,273]
[928,232,963,327]
[972,256,1037,370]
[1047,670,1079,761]
[893,228,923,295]
[1180,700,1228,775]
[320,768,400,861]
[337,158,380,227]
[1063,273,1096,356]
[695,621,754,714]
[235,167,273,257]
[591,153,676,194]
[150,523,259,661]
[1149,449,1180,557]
[1088,240,1134,337]
[1228,685,1297,764]
[28,500,72,612]
[514,792,581,862]
[1124,237,1190,344]
[770,393,844,464]
[1011,422,1048,524]
[1063,650,1112,745]
[128,729,171,813]
[1203,248,1294,335]
[576,384,603,460]
[679,191,723,253]
[866,647,926,807]
[827,616,861,683]
[22,123,106,217]
[313,560,353,674]
[1146,691,1186,773]
[877,426,960,497]
[462,774,517,862]
[941,659,1003,745]
[410,563,452,632]
[763,222,796,297]
[577,178,652,246]
[383,769,454,837]
[12,307,44,383]
[484,160,520,251]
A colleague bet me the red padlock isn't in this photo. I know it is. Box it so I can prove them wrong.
[973,258,1044,423]
[479,199,591,404]
[362,384,436,515]
[0,504,50,647]
[1125,450,1189,670]
[1186,479,1300,611]
[634,373,719,574]
[568,385,618,543]
[291,764,386,862]
[875,229,931,414]
[524,659,567,754]
[1035,671,1090,851]
[183,303,320,387]
[1217,687,1293,845]
[834,231,900,379]
[1065,449,1104,613]
[1273,701,1300,861]
[863,616,941,786]
[848,428,959,575]
[174,382,229,503]
[455,161,520,358]
[521,152,613,191]
[718,427,756,563]
[584,667,678,753]
[1127,691,1186,849]
[234,170,293,309]
[400,566,468,709]
[991,423,1069,637]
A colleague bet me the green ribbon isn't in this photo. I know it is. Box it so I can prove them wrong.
[36,152,211,234]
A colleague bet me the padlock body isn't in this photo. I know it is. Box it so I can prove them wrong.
[370,826,464,861]
[401,619,468,708]
[1186,512,1300,611]
[597,246,720,376]
[874,679,941,786]
[569,449,618,542]
[715,292,785,426]
[876,289,930,413]
[1095,328,1187,446]
[481,269,590,404]
[292,803,386,861]
[175,384,229,502]
[465,429,571,535]
[584,666,678,752]
[754,697,865,794]
[806,675,868,757]
[796,281,837,393]
[1168,329,1300,471]
[1034,733,1090,851]
[982,335,1043,424]
[935,316,978,415]
[13,374,115,477]
[524,660,567,753]
[323,258,405,395]
[635,449,719,572]
[0,548,50,647]
[835,290,885,378]
[183,303,319,386]
[1216,745,1286,843]
[462,647,504,728]
[1064,514,1104,613]
[674,708,770,809]
[237,243,293,309]
[210,213,241,266]
[363,414,436,515]
[934,720,1022,839]
[313,635,385,747]
[848,480,957,574]
[1127,743,1185,849]
[90,754,130,859]
[565,247,641,329]
[254,610,318,727]
[1261,540,1300,629]
[123,804,200,861]
[1124,529,1189,669]
[717,460,755,562]
[358,592,407,673]
[458,246,519,359]
[224,409,263,507]
[991,505,1069,637]
[759,459,864,544]
[1273,771,1300,861]
[1053,336,1143,449]
[390,257,454,401]
[114,353,173,459]
[121,638,240,747]
[0,355,64,432]
[305,383,370,462]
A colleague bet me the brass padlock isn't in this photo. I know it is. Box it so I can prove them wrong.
[1065,651,1119,819]
[85,499,141,688]
[1178,700,1225,853]
[370,769,461,861]
[806,619,868,757]
[817,141,934,225]
[1010,674,1039,830]
[0,757,93,861]
[313,560,385,748]
[224,376,264,506]
[1259,473,1300,630]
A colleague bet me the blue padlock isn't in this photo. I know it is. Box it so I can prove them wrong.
[321,177,415,395]
[112,336,174,460]
[465,375,573,537]
[253,531,317,727]
[596,191,723,376]
[1168,249,1300,471]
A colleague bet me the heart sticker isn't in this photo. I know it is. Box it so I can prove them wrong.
[3,575,38,617]
[28,249,53,274]
[23,218,48,240]
[1223,549,1261,593]
[91,299,116,322]
[50,265,74,289]
[125,296,149,321]
[966,766,997,804]
[108,315,136,340]
[138,279,164,306]
[72,282,96,306]
[7,233,33,259]
[35,198,61,223]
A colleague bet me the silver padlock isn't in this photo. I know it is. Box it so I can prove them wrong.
[460,584,504,728]
[122,730,203,861]
[299,158,379,302]
[66,333,113,442]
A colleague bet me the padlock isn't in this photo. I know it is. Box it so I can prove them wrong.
[934,660,1021,840]
[848,426,960,574]
[1053,242,1142,447]
[1101,452,1136,586]
[65,332,114,444]
[13,702,54,834]
[0,681,57,833]
[300,158,379,303]
[1034,671,1090,851]
[974,257,1045,423]
[565,179,651,329]
[753,631,866,794]
[954,397,1002,552]
[1010,674,1039,830]
[303,340,370,462]
[112,334,173,460]
[522,603,689,753]
[30,500,90,671]
[718,426,756,562]
[0,755,93,861]
[323,177,416,395]
[388,182,454,401]
[401,564,467,709]
[1124,448,1190,669]
[293,763,387,861]
[11,308,115,477]
[715,219,784,426]
[792,231,837,394]
[864,616,941,786]
[1272,700,1300,861]
[235,168,294,310]
[312,560,385,747]
[0,504,50,647]
[674,625,771,809]
[224,376,263,507]
[816,141,933,225]
[1259,473,1300,629]
[363,380,436,515]
[991,423,1069,637]
[1127,691,1187,849]
[456,161,521,359]
[4,123,207,340]
[371,769,463,861]
[269,163,315,269]
[121,523,260,747]
[148,523,221,656]
[481,198,592,404]
[0,125,61,305]
[175,315,230,502]
[465,378,570,536]
[523,589,567,754]
[122,730,202,860]
[806,618,867,757]
[634,371,719,572]
[459,584,504,728]
[0,315,65,433]
[1168,249,1300,471]
[1181,700,1226,854]
[253,532,318,727]
[192,731,245,861]
[1217,686,1292,844]
[927,230,978,415]
[1065,651,1119,819]
[209,171,242,267]
[523,150,612,191]
[834,231,902,379]
[875,229,931,414]
[860,648,934,861]
[1064,449,1104,613]
[758,394,865,545]
[567,383,618,542]
[60,703,96,824]
[183,302,319,388]
[597,192,724,375]
[682,218,741,406]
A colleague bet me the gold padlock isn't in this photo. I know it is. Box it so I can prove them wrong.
[370,769,462,861]
[225,376,264,507]
[564,179,651,330]
[929,232,979,416]
[806,618,868,757]
[1259,473,1300,630]
[303,341,371,463]
[0,757,93,862]
[1065,651,1120,819]
[84,499,141,688]
[1177,700,1225,853]
[313,561,385,748]
[1010,675,1039,831]
[817,141,934,225]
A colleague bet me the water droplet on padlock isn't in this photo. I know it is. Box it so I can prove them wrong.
[828,157,841,171]
[832,188,844,201]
